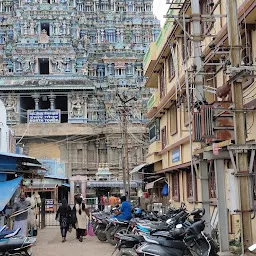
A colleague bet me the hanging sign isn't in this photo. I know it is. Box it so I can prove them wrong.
[28,110,61,123]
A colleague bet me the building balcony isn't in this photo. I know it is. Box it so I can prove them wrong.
[147,91,160,111]
[143,42,157,77]
[146,140,162,163]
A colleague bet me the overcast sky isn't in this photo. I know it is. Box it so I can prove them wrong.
[153,0,169,26]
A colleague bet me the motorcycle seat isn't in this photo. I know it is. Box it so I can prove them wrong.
[138,243,184,256]
[115,220,130,224]
[144,236,186,250]
[117,234,144,243]
[0,228,21,239]
[137,223,169,232]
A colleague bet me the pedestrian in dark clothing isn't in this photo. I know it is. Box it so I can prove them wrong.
[56,198,71,242]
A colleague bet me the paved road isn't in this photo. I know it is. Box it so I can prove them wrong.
[33,227,115,256]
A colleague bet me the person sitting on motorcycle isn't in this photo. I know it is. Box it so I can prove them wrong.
[112,196,132,221]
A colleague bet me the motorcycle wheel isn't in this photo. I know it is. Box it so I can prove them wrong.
[106,226,129,246]
[97,230,107,242]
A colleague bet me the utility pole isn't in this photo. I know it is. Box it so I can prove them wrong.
[121,112,127,197]
[226,0,252,253]
[121,108,130,198]
[191,0,211,234]
[117,92,137,200]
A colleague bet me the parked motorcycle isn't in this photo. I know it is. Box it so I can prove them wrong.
[116,220,218,256]
[106,219,133,246]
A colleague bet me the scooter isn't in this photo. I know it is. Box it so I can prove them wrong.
[0,227,36,256]
[0,236,36,255]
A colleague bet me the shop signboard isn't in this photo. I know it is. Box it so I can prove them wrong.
[45,199,54,212]
[27,110,61,123]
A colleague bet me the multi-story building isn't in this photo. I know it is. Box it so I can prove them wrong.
[144,0,256,248]
[0,0,160,200]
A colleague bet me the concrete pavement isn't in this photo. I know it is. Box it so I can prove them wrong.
[33,227,115,256]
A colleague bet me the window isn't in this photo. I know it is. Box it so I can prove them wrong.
[116,68,125,76]
[187,170,197,202]
[77,149,83,168]
[200,0,214,34]
[159,65,165,98]
[77,3,84,11]
[38,58,49,74]
[89,35,95,44]
[181,22,192,62]
[168,54,175,80]
[170,102,177,135]
[161,126,167,149]
[85,5,92,12]
[149,124,156,141]
[172,172,180,201]
[241,28,252,66]
[41,23,50,36]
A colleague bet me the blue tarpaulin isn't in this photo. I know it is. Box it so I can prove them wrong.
[0,176,22,211]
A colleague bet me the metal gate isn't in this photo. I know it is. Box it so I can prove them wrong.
[40,200,60,228]
[40,198,98,228]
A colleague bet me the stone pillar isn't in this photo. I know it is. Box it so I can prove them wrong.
[84,96,88,122]
[81,181,86,198]
[84,143,88,170]
[120,29,123,42]
[20,22,24,35]
[101,29,104,42]
[97,29,100,43]
[67,23,70,35]
[48,95,56,110]
[56,23,60,35]
[62,22,66,35]
[95,140,100,167]
[70,180,75,204]
[116,29,120,42]
[24,22,28,35]
[32,94,40,110]
[105,139,110,165]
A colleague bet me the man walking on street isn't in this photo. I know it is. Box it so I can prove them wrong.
[12,192,30,237]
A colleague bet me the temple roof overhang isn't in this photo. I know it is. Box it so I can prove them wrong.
[0,75,96,91]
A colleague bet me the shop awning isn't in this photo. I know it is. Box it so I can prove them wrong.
[145,177,165,190]
[0,176,22,211]
[87,181,138,188]
[130,163,149,174]
[0,152,41,171]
